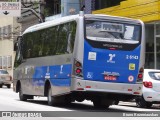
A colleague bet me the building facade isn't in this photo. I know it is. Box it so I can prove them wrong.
[93,0,160,69]
[0,17,21,77]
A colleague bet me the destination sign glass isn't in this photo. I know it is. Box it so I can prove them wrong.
[101,23,124,33]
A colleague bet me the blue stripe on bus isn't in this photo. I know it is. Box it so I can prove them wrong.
[32,64,72,87]
[50,78,71,86]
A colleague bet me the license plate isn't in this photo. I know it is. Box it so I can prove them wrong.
[104,76,117,80]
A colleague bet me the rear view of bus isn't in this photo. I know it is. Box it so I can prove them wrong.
[72,14,145,108]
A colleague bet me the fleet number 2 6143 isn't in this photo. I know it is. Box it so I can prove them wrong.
[126,55,138,60]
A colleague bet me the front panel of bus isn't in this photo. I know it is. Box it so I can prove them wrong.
[82,18,143,85]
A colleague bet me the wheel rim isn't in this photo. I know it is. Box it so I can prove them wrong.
[19,88,23,99]
[48,89,52,102]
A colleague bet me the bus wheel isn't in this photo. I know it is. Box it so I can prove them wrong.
[48,87,55,106]
[19,85,27,101]
[93,99,110,109]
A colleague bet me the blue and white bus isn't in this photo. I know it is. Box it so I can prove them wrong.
[13,13,145,108]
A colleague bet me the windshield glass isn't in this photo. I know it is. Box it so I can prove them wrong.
[85,20,141,44]
[0,70,8,74]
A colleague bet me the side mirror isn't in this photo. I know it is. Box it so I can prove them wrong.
[14,36,22,51]
[14,42,18,51]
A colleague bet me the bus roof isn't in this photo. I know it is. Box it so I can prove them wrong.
[23,14,142,35]
[85,14,142,23]
[23,14,79,35]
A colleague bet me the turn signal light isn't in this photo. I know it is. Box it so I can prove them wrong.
[75,62,81,67]
[77,88,84,90]
[136,67,144,83]
[133,92,140,94]
[139,67,144,73]
[138,74,143,79]
[74,59,83,77]
[76,68,81,74]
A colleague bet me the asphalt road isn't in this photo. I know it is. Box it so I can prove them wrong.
[0,85,160,120]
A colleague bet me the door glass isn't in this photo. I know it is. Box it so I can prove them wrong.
[156,23,160,35]
[145,24,154,68]
[156,37,160,69]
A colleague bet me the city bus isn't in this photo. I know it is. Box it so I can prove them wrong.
[13,12,145,108]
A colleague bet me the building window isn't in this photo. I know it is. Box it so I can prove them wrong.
[2,25,12,39]
[2,56,7,69]
[145,22,160,69]
[7,56,12,69]
[0,56,2,69]
[145,24,154,69]
[44,0,61,17]
[0,28,2,39]
[0,56,12,69]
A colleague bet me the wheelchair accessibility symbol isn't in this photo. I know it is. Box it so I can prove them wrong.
[87,72,93,79]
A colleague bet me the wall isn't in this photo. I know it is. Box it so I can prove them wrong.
[0,17,21,77]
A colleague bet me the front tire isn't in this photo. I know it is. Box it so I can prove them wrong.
[0,84,2,88]
[93,99,110,109]
[19,85,27,101]
[48,87,56,106]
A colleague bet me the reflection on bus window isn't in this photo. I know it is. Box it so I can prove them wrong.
[86,20,141,44]
[22,21,77,59]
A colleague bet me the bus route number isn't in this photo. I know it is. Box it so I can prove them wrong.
[126,55,138,60]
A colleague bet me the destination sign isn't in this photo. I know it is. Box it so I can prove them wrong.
[101,23,124,33]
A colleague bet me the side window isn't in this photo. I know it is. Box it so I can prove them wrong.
[43,28,53,56]
[21,21,77,59]
[23,30,46,58]
[56,21,77,54]
[56,23,68,54]
[23,33,33,59]
[69,21,77,53]
[14,37,23,67]
[44,26,57,56]
[34,29,46,57]
[44,21,77,55]
[31,31,39,57]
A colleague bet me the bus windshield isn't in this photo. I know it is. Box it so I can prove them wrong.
[85,20,141,44]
